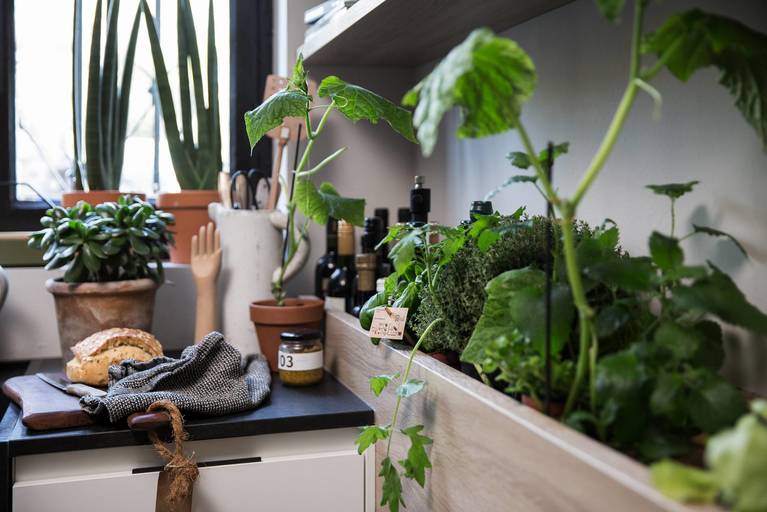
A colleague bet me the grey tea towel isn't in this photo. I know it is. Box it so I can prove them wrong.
[81,332,271,423]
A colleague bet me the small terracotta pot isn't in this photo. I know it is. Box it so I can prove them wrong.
[61,191,146,208]
[250,298,325,371]
[521,394,565,419]
[46,278,159,359]
[157,190,220,264]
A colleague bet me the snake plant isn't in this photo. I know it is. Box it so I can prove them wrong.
[74,0,141,191]
[140,0,221,190]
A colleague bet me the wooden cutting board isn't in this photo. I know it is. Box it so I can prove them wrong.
[2,374,171,431]
[2,374,93,430]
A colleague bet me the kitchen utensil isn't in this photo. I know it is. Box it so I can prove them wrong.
[229,168,271,210]
[191,222,222,342]
[3,373,171,431]
[36,372,107,398]
[262,74,316,211]
[0,265,8,312]
[218,172,233,208]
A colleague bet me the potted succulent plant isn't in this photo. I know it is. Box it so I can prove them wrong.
[243,55,416,369]
[28,196,174,358]
[140,0,221,264]
[64,0,145,207]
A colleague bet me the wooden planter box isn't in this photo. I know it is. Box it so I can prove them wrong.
[325,310,717,512]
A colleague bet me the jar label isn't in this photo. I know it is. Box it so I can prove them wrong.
[278,350,324,371]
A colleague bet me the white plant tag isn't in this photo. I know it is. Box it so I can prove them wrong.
[369,307,409,340]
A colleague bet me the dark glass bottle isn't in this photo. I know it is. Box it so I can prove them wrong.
[397,207,411,224]
[314,218,338,299]
[469,200,493,223]
[326,220,356,313]
[373,208,392,277]
[352,218,380,317]
[410,175,430,225]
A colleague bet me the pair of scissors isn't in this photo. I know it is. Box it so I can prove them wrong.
[229,169,271,210]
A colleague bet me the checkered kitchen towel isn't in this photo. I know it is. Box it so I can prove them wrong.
[80,332,271,423]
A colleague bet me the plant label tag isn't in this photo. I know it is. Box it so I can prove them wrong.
[369,307,408,340]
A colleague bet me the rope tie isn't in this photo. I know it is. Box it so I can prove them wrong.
[147,400,199,504]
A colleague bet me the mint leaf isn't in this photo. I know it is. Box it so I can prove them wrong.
[672,264,767,334]
[244,89,309,150]
[692,224,747,258]
[356,425,389,454]
[643,10,767,146]
[649,232,683,270]
[399,425,433,487]
[507,141,569,170]
[594,0,626,22]
[293,179,328,225]
[388,228,422,275]
[646,181,699,200]
[403,28,536,156]
[379,457,405,512]
[369,374,399,397]
[396,379,425,398]
[318,76,416,143]
[651,459,719,503]
[318,182,365,226]
[687,372,747,434]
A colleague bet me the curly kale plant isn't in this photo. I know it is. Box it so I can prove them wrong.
[28,196,175,283]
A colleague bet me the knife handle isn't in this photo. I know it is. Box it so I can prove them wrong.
[66,383,107,398]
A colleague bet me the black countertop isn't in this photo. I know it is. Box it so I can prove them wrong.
[0,360,373,457]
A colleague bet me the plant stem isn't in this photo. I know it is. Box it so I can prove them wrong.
[514,120,558,206]
[670,198,676,237]
[385,317,443,457]
[295,146,348,178]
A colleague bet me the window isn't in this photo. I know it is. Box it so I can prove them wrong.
[1,0,272,229]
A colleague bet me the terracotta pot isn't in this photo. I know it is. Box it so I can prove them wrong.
[157,190,220,264]
[250,298,325,371]
[61,191,146,207]
[521,394,565,419]
[45,278,159,359]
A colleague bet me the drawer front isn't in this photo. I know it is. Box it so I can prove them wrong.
[14,451,364,512]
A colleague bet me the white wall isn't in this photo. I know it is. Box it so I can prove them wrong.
[419,0,767,393]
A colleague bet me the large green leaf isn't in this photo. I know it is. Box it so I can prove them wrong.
[293,179,327,225]
[672,264,767,334]
[379,457,405,512]
[651,460,719,504]
[317,76,416,143]
[356,425,389,454]
[403,28,536,156]
[643,10,767,147]
[646,181,699,200]
[244,90,310,150]
[692,224,747,258]
[687,372,747,434]
[318,182,365,227]
[399,425,432,487]
[649,232,683,270]
[461,268,573,364]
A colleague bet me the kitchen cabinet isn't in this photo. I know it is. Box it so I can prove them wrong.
[13,428,372,512]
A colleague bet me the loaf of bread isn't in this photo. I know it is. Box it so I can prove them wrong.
[66,328,163,386]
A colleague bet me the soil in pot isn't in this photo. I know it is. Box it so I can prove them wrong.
[157,191,220,264]
[61,191,146,208]
[250,298,325,371]
[46,278,159,359]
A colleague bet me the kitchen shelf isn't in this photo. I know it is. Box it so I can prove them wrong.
[325,310,719,512]
[302,0,573,66]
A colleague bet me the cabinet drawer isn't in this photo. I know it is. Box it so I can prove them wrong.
[14,451,365,512]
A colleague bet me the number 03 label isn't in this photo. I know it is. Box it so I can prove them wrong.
[278,350,324,371]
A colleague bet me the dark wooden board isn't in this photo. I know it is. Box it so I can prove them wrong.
[2,375,93,430]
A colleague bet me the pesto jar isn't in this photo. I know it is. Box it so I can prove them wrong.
[278,329,324,386]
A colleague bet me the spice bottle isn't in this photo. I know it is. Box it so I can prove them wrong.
[277,329,324,386]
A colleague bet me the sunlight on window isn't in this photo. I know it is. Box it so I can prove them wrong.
[14,0,229,202]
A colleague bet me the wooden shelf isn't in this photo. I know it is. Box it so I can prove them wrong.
[325,310,719,512]
[302,0,573,67]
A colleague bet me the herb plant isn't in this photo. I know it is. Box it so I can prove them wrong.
[140,0,221,190]
[356,222,472,512]
[28,196,175,283]
[404,2,767,422]
[651,400,767,511]
[74,0,142,191]
[243,56,416,304]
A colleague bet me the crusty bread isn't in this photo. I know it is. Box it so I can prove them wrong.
[66,328,163,386]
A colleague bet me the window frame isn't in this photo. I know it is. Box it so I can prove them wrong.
[0,0,272,231]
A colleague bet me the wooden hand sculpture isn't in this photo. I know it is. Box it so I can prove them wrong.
[191,222,221,343]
